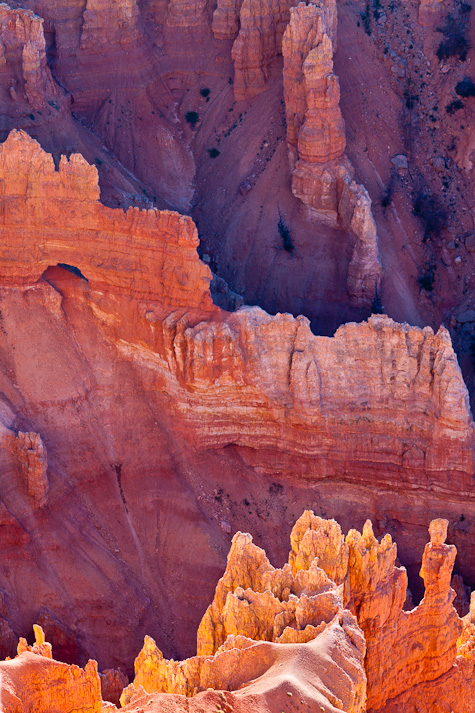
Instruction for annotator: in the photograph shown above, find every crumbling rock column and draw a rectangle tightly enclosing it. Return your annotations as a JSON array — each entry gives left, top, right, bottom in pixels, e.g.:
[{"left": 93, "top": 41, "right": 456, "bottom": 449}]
[
  {"left": 347, "top": 518, "right": 462, "bottom": 710},
  {"left": 16, "top": 431, "right": 48, "bottom": 508},
  {"left": 282, "top": 2, "right": 381, "bottom": 307},
  {"left": 0, "top": 4, "right": 63, "bottom": 111},
  {"left": 212, "top": 0, "right": 245, "bottom": 38},
  {"left": 231, "top": 0, "right": 296, "bottom": 101},
  {"left": 17, "top": 624, "right": 53, "bottom": 658},
  {"left": 80, "top": 0, "right": 140, "bottom": 49},
  {"left": 340, "top": 180, "right": 382, "bottom": 308}
]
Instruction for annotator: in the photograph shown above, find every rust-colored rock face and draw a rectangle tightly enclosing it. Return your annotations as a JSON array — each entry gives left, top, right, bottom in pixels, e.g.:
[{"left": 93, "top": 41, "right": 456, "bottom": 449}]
[
  {"left": 80, "top": 0, "right": 139, "bottom": 48},
  {"left": 346, "top": 518, "right": 462, "bottom": 710},
  {"left": 2, "top": 512, "right": 475, "bottom": 711},
  {"left": 3, "top": 0, "right": 475, "bottom": 707},
  {"left": 282, "top": 2, "right": 380, "bottom": 306},
  {"left": 0, "top": 128, "right": 474, "bottom": 680},
  {"left": 15, "top": 431, "right": 48, "bottom": 507},
  {"left": 0, "top": 627, "right": 102, "bottom": 713},
  {"left": 122, "top": 514, "right": 366, "bottom": 712},
  {"left": 118, "top": 512, "right": 474, "bottom": 712},
  {"left": 0, "top": 130, "right": 213, "bottom": 311},
  {"left": 0, "top": 3, "right": 64, "bottom": 112},
  {"left": 231, "top": 0, "right": 295, "bottom": 102}
]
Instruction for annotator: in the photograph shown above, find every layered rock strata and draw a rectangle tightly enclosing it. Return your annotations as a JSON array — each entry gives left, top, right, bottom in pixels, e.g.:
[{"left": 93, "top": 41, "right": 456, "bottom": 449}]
[
  {"left": 225, "top": 0, "right": 337, "bottom": 101},
  {"left": 231, "top": 0, "right": 296, "bottom": 102},
  {"left": 122, "top": 516, "right": 366, "bottom": 711},
  {"left": 122, "top": 512, "right": 471, "bottom": 712},
  {"left": 1, "top": 514, "right": 475, "bottom": 711},
  {"left": 0, "top": 130, "right": 213, "bottom": 311},
  {"left": 1, "top": 132, "right": 475, "bottom": 670},
  {"left": 282, "top": 3, "right": 381, "bottom": 306},
  {"left": 0, "top": 627, "right": 102, "bottom": 713},
  {"left": 0, "top": 3, "right": 65, "bottom": 112},
  {"left": 80, "top": 0, "right": 140, "bottom": 49}
]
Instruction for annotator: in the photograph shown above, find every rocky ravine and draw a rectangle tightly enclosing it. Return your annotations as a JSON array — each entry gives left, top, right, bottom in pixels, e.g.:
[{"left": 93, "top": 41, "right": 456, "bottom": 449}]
[
  {"left": 0, "top": 130, "right": 474, "bottom": 679},
  {"left": 2, "top": 512, "right": 475, "bottom": 712},
  {"left": 1, "top": 0, "right": 475, "bottom": 709}
]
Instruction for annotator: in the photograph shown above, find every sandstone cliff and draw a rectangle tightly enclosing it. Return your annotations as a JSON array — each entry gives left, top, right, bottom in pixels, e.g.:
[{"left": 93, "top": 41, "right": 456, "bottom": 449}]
[
  {"left": 231, "top": 0, "right": 295, "bottom": 101},
  {"left": 0, "top": 132, "right": 474, "bottom": 673},
  {"left": 122, "top": 512, "right": 472, "bottom": 712},
  {"left": 80, "top": 0, "right": 139, "bottom": 48},
  {"left": 122, "top": 516, "right": 366, "bottom": 712},
  {"left": 15, "top": 431, "right": 48, "bottom": 507},
  {"left": 0, "top": 130, "right": 213, "bottom": 311},
  {"left": 282, "top": 2, "right": 381, "bottom": 307},
  {"left": 0, "top": 627, "right": 102, "bottom": 713},
  {"left": 1, "top": 513, "right": 475, "bottom": 712},
  {"left": 0, "top": 3, "right": 64, "bottom": 112}
]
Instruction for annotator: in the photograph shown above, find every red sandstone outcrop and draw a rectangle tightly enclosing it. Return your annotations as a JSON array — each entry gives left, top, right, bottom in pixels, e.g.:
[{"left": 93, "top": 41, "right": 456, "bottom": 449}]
[
  {"left": 121, "top": 518, "right": 366, "bottom": 712},
  {"left": 231, "top": 0, "right": 295, "bottom": 101},
  {"left": 100, "top": 668, "right": 129, "bottom": 706},
  {"left": 15, "top": 431, "right": 48, "bottom": 507},
  {"left": 123, "top": 512, "right": 469, "bottom": 711},
  {"left": 212, "top": 0, "right": 244, "bottom": 39},
  {"left": 282, "top": 3, "right": 381, "bottom": 307},
  {"left": 0, "top": 130, "right": 213, "bottom": 311},
  {"left": 228, "top": 0, "right": 337, "bottom": 101},
  {"left": 121, "top": 615, "right": 366, "bottom": 713},
  {"left": 0, "top": 3, "right": 64, "bottom": 111},
  {"left": 347, "top": 518, "right": 462, "bottom": 709},
  {"left": 196, "top": 530, "right": 345, "bottom": 654},
  {"left": 0, "top": 132, "right": 475, "bottom": 675},
  {"left": 17, "top": 624, "right": 53, "bottom": 658},
  {"left": 1, "top": 512, "right": 475, "bottom": 711},
  {"left": 167, "top": 0, "right": 208, "bottom": 26},
  {"left": 0, "top": 627, "right": 102, "bottom": 713},
  {"left": 80, "top": 0, "right": 139, "bottom": 49}
]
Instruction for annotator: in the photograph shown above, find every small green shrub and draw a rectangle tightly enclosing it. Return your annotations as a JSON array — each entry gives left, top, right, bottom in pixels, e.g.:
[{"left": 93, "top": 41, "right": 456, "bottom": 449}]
[
  {"left": 417, "top": 265, "right": 436, "bottom": 292},
  {"left": 185, "top": 111, "right": 199, "bottom": 126},
  {"left": 413, "top": 190, "right": 447, "bottom": 240},
  {"left": 200, "top": 88, "right": 210, "bottom": 97},
  {"left": 208, "top": 148, "right": 220, "bottom": 158},
  {"left": 436, "top": 2, "right": 471, "bottom": 61},
  {"left": 361, "top": 3, "right": 372, "bottom": 34},
  {"left": 278, "top": 209, "right": 294, "bottom": 253},
  {"left": 456, "top": 77, "right": 475, "bottom": 97},
  {"left": 446, "top": 99, "right": 464, "bottom": 113}
]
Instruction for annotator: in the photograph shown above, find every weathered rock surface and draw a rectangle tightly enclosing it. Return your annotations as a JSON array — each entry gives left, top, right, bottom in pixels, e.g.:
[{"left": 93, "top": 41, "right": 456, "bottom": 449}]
[
  {"left": 418, "top": 0, "right": 444, "bottom": 26},
  {"left": 15, "top": 431, "right": 48, "bottom": 507},
  {"left": 196, "top": 530, "right": 345, "bottom": 655},
  {"left": 0, "top": 130, "right": 213, "bottom": 311},
  {"left": 123, "top": 512, "right": 471, "bottom": 712},
  {"left": 212, "top": 0, "right": 244, "bottom": 39},
  {"left": 0, "top": 2, "right": 65, "bottom": 112},
  {"left": 0, "top": 627, "right": 102, "bottom": 713},
  {"left": 80, "top": 0, "right": 139, "bottom": 49},
  {"left": 17, "top": 624, "right": 53, "bottom": 658},
  {"left": 0, "top": 132, "right": 475, "bottom": 676},
  {"left": 348, "top": 518, "right": 462, "bottom": 709},
  {"left": 282, "top": 2, "right": 381, "bottom": 307},
  {"left": 122, "top": 515, "right": 366, "bottom": 712},
  {"left": 231, "top": 0, "right": 295, "bottom": 101}
]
